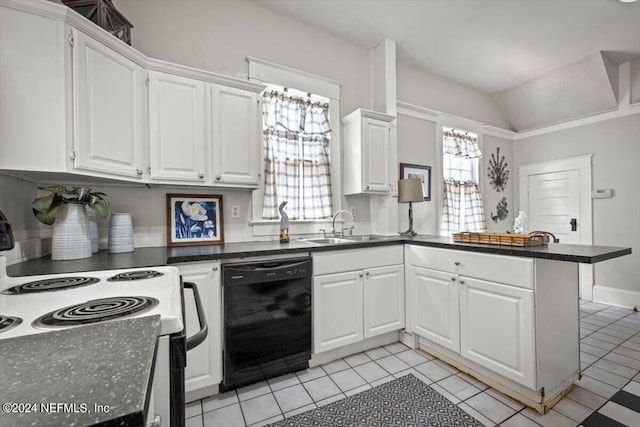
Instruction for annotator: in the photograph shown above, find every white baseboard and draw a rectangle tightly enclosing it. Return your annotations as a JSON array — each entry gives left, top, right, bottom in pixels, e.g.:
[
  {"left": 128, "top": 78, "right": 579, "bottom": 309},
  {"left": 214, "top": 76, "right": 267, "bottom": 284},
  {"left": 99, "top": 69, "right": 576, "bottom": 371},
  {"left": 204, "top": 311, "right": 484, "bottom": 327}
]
[{"left": 592, "top": 285, "right": 640, "bottom": 310}]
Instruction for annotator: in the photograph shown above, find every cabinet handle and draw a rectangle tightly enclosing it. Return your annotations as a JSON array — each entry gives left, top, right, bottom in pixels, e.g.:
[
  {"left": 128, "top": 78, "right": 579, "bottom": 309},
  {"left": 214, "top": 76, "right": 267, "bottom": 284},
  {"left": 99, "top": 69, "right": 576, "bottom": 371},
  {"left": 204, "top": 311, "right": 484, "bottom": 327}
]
[
  {"left": 451, "top": 277, "right": 456, "bottom": 281},
  {"left": 359, "top": 273, "right": 363, "bottom": 278},
  {"left": 136, "top": 169, "right": 143, "bottom": 176},
  {"left": 212, "top": 266, "right": 218, "bottom": 271},
  {"left": 365, "top": 271, "right": 370, "bottom": 276},
  {"left": 459, "top": 279, "right": 465, "bottom": 285},
  {"left": 215, "top": 175, "right": 221, "bottom": 181},
  {"left": 454, "top": 261, "right": 460, "bottom": 266},
  {"left": 198, "top": 173, "right": 204, "bottom": 179},
  {"left": 366, "top": 185, "right": 370, "bottom": 190}
]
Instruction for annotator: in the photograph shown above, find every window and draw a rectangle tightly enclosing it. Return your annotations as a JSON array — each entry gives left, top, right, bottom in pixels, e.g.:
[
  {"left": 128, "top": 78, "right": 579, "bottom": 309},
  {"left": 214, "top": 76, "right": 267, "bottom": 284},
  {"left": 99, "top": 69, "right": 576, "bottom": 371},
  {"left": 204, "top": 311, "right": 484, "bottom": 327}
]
[
  {"left": 261, "top": 87, "right": 333, "bottom": 220},
  {"left": 441, "top": 127, "right": 486, "bottom": 234}
]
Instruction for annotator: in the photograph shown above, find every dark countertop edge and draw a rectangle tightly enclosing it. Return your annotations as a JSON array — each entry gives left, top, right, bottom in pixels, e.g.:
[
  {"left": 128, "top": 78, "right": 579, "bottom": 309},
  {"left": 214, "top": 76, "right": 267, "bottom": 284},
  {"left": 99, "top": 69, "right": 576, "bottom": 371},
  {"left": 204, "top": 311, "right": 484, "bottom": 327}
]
[
  {"left": 165, "top": 239, "right": 401, "bottom": 263},
  {"left": 6, "top": 237, "right": 632, "bottom": 277},
  {"left": 405, "top": 240, "right": 633, "bottom": 264}
]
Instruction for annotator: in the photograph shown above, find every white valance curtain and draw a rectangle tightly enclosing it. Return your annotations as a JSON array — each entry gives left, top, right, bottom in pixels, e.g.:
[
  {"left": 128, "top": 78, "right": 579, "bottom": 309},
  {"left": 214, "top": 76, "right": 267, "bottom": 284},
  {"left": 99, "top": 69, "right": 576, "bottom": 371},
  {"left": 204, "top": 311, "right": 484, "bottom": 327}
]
[
  {"left": 443, "top": 128, "right": 483, "bottom": 158},
  {"left": 262, "top": 90, "right": 333, "bottom": 220},
  {"left": 441, "top": 129, "right": 486, "bottom": 234}
]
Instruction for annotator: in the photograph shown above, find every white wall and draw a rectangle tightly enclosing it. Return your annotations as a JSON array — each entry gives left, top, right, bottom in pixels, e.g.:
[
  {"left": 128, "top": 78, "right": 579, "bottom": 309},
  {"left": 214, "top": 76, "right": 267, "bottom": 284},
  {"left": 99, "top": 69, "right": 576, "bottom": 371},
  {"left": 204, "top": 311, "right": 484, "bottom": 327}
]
[
  {"left": 0, "top": 174, "right": 39, "bottom": 239},
  {"left": 483, "top": 135, "right": 515, "bottom": 232},
  {"left": 513, "top": 114, "right": 640, "bottom": 297},
  {"left": 397, "top": 61, "right": 511, "bottom": 130},
  {"left": 397, "top": 114, "right": 438, "bottom": 235}
]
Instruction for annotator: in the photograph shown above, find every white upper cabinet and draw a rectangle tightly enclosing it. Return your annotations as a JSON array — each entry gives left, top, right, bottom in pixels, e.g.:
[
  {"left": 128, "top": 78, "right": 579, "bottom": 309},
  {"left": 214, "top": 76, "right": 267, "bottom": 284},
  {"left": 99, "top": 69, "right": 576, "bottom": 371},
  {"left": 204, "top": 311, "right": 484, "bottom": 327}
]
[
  {"left": 72, "top": 29, "right": 146, "bottom": 179},
  {"left": 0, "top": 0, "right": 265, "bottom": 186},
  {"left": 342, "top": 109, "right": 395, "bottom": 195},
  {"left": 211, "top": 85, "right": 261, "bottom": 187},
  {"left": 148, "top": 71, "right": 207, "bottom": 183},
  {"left": 0, "top": 3, "right": 70, "bottom": 173}
]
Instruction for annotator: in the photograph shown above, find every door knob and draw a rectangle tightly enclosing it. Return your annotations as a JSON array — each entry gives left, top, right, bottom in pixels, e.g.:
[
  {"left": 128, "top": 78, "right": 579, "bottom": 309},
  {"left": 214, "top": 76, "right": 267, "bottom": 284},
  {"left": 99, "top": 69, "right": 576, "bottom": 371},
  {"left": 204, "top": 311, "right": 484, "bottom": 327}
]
[{"left": 570, "top": 218, "right": 577, "bottom": 231}]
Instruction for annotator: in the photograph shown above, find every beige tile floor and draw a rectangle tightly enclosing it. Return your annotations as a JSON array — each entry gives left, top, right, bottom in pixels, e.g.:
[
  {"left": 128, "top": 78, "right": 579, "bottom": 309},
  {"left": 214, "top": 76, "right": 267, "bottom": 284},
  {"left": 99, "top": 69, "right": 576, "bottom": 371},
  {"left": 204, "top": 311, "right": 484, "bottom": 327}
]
[{"left": 185, "top": 301, "right": 640, "bottom": 427}]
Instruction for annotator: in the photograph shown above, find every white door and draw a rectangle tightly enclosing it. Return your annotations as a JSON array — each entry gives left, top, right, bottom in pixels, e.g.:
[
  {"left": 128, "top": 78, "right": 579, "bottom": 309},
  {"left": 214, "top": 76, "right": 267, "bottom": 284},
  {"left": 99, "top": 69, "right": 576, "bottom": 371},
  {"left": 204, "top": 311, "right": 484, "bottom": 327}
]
[
  {"left": 363, "top": 118, "right": 390, "bottom": 193},
  {"left": 527, "top": 170, "right": 580, "bottom": 244},
  {"left": 211, "top": 85, "right": 261, "bottom": 187},
  {"left": 148, "top": 71, "right": 206, "bottom": 182},
  {"left": 459, "top": 276, "right": 535, "bottom": 388},
  {"left": 313, "top": 271, "right": 363, "bottom": 353},
  {"left": 410, "top": 266, "right": 460, "bottom": 352},
  {"left": 363, "top": 264, "right": 404, "bottom": 338},
  {"left": 73, "top": 30, "right": 145, "bottom": 179},
  {"left": 179, "top": 262, "right": 221, "bottom": 402}
]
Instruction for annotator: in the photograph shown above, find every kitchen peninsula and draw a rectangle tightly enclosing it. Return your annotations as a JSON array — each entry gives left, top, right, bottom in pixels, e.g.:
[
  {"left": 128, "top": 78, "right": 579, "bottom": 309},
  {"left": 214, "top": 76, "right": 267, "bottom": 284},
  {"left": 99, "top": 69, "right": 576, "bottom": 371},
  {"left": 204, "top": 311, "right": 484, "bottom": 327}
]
[{"left": 4, "top": 236, "right": 631, "bottom": 413}]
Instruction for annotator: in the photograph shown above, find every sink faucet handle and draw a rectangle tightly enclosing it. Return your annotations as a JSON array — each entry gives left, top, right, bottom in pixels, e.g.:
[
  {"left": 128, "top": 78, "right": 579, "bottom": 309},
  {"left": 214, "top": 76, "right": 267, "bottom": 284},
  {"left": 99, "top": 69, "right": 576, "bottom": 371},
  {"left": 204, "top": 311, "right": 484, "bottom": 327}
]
[
  {"left": 318, "top": 228, "right": 327, "bottom": 238},
  {"left": 341, "top": 225, "right": 355, "bottom": 236}
]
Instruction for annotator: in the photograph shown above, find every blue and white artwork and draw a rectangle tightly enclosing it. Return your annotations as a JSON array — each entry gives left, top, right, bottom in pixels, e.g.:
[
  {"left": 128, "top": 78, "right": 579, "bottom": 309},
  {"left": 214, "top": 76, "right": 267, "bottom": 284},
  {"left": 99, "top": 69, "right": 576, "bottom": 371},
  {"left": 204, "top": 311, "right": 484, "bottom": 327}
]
[{"left": 167, "top": 195, "right": 223, "bottom": 246}]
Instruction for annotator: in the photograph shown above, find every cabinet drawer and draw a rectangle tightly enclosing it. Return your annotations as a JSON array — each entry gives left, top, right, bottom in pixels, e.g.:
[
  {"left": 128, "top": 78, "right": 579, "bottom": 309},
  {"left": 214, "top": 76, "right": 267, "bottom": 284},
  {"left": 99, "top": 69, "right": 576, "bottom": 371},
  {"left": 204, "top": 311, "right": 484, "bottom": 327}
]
[
  {"left": 407, "top": 245, "right": 533, "bottom": 289},
  {"left": 313, "top": 246, "right": 403, "bottom": 276}
]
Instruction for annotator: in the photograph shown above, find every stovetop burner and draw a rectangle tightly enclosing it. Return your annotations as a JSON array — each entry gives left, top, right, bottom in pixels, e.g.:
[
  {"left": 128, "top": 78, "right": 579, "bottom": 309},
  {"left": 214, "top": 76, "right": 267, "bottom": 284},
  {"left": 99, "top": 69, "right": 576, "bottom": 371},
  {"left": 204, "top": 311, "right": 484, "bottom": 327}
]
[
  {"left": 32, "top": 296, "right": 159, "bottom": 328},
  {"left": 1, "top": 277, "right": 100, "bottom": 295},
  {"left": 107, "top": 270, "right": 164, "bottom": 282},
  {"left": 0, "top": 315, "right": 22, "bottom": 334}
]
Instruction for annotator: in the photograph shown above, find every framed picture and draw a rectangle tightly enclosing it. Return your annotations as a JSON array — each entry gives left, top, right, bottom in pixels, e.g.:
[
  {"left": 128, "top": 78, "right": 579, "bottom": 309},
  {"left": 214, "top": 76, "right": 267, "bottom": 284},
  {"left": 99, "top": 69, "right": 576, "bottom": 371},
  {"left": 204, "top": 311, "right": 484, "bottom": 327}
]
[
  {"left": 400, "top": 163, "right": 431, "bottom": 201},
  {"left": 166, "top": 194, "right": 224, "bottom": 247}
]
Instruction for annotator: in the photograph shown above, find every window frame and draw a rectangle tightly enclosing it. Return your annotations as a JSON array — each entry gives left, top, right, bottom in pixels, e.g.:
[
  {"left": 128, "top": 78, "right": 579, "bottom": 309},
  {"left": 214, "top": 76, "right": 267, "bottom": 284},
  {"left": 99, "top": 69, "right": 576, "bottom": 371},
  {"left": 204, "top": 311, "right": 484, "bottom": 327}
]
[
  {"left": 436, "top": 122, "right": 485, "bottom": 236},
  {"left": 247, "top": 57, "right": 343, "bottom": 237}
]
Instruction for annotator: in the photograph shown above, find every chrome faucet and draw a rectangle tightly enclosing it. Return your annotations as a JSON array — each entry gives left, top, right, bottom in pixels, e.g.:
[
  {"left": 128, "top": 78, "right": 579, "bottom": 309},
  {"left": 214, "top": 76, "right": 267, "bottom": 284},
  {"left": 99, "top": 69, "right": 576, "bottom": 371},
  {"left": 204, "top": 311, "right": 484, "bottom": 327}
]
[{"left": 331, "top": 210, "right": 354, "bottom": 236}]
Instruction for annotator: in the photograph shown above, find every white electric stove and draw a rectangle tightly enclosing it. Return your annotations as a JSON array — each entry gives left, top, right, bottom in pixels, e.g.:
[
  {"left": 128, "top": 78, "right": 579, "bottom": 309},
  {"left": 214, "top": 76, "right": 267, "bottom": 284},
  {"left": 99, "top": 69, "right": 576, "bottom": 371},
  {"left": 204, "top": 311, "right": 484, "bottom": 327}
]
[{"left": 0, "top": 252, "right": 199, "bottom": 427}]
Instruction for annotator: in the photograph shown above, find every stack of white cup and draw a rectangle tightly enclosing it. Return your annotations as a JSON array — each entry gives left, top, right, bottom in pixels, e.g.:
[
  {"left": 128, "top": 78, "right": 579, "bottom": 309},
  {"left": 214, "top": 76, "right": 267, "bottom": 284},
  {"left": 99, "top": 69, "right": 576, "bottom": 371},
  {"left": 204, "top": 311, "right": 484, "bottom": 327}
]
[{"left": 108, "top": 213, "right": 134, "bottom": 253}]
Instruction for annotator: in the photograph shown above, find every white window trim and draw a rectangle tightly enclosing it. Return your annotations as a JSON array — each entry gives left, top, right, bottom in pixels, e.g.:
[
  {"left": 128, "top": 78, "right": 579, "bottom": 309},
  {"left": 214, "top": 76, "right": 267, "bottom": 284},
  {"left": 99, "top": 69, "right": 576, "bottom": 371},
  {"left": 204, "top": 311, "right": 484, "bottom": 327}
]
[{"left": 246, "top": 57, "right": 343, "bottom": 237}]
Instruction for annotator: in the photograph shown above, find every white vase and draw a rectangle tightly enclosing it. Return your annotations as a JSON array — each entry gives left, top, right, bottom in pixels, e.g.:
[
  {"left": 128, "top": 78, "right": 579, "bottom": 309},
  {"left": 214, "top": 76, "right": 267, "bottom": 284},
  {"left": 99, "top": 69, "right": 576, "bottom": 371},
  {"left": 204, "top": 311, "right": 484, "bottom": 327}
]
[
  {"left": 108, "top": 213, "right": 134, "bottom": 253},
  {"left": 51, "top": 204, "right": 92, "bottom": 261},
  {"left": 86, "top": 208, "right": 99, "bottom": 253}
]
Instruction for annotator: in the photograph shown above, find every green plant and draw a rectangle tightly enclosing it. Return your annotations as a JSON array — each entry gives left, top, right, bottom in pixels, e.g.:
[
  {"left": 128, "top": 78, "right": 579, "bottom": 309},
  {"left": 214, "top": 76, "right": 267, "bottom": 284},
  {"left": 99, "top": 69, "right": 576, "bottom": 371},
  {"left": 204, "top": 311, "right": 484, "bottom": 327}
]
[{"left": 32, "top": 185, "right": 109, "bottom": 225}]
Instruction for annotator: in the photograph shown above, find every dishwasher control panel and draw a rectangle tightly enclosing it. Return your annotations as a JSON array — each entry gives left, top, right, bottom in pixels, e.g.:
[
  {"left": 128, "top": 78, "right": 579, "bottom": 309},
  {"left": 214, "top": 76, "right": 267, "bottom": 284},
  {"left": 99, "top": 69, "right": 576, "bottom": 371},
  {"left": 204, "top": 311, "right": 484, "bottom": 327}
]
[{"left": 223, "top": 257, "right": 311, "bottom": 285}]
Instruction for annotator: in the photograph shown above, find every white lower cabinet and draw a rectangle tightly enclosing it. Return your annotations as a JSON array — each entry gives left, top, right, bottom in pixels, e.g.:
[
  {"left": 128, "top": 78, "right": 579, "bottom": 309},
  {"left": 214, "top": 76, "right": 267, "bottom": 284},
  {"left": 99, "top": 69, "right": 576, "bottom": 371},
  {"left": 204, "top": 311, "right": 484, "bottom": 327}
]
[
  {"left": 364, "top": 265, "right": 405, "bottom": 338},
  {"left": 459, "top": 277, "right": 535, "bottom": 388},
  {"left": 312, "top": 247, "right": 404, "bottom": 354},
  {"left": 406, "top": 244, "right": 580, "bottom": 412},
  {"left": 177, "top": 261, "right": 222, "bottom": 402},
  {"left": 408, "top": 266, "right": 460, "bottom": 352},
  {"left": 313, "top": 271, "right": 364, "bottom": 352}
]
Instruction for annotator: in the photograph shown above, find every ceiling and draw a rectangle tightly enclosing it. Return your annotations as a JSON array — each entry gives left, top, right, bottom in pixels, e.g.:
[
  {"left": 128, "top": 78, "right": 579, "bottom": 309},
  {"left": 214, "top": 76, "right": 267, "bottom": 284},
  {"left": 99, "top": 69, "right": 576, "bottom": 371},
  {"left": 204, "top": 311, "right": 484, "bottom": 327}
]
[{"left": 251, "top": 0, "right": 640, "bottom": 94}]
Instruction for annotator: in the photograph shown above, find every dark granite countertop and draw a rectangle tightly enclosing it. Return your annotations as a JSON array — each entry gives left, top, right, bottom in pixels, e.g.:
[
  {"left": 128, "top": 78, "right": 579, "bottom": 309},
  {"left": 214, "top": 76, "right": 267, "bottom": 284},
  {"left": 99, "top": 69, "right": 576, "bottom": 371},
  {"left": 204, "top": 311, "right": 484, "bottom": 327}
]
[
  {"left": 6, "top": 235, "right": 631, "bottom": 277},
  {"left": 0, "top": 315, "right": 160, "bottom": 427}
]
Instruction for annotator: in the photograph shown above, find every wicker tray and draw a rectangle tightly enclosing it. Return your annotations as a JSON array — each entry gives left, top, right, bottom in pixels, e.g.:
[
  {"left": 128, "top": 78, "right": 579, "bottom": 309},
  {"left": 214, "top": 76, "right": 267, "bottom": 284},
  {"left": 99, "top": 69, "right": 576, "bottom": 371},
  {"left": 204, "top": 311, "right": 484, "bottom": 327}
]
[{"left": 452, "top": 232, "right": 549, "bottom": 247}]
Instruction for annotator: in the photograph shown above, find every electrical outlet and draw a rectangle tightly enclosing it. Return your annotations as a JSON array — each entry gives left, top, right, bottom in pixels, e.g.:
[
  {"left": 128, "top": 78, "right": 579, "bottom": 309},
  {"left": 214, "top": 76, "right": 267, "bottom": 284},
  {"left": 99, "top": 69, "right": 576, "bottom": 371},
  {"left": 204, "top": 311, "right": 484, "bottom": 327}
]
[
  {"left": 231, "top": 205, "right": 240, "bottom": 218},
  {"left": 349, "top": 206, "right": 356, "bottom": 218}
]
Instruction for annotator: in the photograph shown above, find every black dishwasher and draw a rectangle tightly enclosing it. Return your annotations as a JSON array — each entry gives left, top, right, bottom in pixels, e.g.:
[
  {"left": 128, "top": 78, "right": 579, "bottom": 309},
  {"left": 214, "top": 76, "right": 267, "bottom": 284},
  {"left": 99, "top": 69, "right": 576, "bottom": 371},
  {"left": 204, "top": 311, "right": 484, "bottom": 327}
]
[{"left": 221, "top": 257, "right": 312, "bottom": 391}]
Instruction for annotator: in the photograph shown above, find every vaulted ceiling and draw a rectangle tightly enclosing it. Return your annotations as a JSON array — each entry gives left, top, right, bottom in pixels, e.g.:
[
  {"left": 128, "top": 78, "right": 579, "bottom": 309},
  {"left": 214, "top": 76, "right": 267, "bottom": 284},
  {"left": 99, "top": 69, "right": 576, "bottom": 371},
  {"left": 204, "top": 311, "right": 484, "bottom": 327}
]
[{"left": 251, "top": 0, "right": 640, "bottom": 94}]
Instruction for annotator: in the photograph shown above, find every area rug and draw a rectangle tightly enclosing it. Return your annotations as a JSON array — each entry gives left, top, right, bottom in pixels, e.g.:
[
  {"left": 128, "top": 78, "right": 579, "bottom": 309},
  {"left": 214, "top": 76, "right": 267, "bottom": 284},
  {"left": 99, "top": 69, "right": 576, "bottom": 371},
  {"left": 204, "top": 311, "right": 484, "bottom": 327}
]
[{"left": 268, "top": 373, "right": 484, "bottom": 426}]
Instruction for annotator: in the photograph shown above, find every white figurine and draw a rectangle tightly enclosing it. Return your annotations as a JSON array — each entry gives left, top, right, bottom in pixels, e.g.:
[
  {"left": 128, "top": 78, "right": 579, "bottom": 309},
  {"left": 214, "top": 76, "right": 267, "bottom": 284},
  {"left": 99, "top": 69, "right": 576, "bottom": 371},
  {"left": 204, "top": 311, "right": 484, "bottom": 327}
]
[{"left": 512, "top": 210, "right": 527, "bottom": 234}]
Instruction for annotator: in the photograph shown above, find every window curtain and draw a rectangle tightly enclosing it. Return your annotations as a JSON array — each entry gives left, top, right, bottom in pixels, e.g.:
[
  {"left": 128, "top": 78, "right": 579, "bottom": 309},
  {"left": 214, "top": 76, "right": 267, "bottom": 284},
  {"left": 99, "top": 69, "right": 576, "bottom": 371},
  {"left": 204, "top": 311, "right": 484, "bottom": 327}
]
[
  {"left": 441, "top": 128, "right": 486, "bottom": 234},
  {"left": 462, "top": 182, "right": 486, "bottom": 232},
  {"left": 262, "top": 90, "right": 332, "bottom": 220},
  {"left": 441, "top": 179, "right": 461, "bottom": 235},
  {"left": 443, "top": 128, "right": 482, "bottom": 159}
]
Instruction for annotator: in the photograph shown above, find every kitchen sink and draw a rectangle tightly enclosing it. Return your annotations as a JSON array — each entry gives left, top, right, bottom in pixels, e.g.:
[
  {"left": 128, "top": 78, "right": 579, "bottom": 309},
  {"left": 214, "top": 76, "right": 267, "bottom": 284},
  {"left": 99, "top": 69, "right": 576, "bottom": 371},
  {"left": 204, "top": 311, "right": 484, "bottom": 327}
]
[
  {"left": 303, "top": 237, "right": 353, "bottom": 245},
  {"left": 342, "top": 235, "right": 387, "bottom": 242},
  {"left": 302, "top": 235, "right": 388, "bottom": 245}
]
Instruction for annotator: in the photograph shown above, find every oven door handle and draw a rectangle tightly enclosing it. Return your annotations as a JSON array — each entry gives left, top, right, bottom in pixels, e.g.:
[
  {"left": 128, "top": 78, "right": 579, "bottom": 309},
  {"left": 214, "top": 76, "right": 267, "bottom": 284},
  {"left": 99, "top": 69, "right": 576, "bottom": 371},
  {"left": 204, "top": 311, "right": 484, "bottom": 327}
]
[{"left": 184, "top": 281, "right": 208, "bottom": 351}]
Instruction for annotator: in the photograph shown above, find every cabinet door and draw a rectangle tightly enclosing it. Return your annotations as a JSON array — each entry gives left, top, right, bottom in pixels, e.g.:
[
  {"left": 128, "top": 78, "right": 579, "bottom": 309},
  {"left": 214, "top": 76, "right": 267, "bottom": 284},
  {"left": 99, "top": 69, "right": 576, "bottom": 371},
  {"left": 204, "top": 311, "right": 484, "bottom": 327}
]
[
  {"left": 313, "top": 271, "right": 363, "bottom": 353},
  {"left": 211, "top": 85, "right": 261, "bottom": 186},
  {"left": 364, "top": 264, "right": 404, "bottom": 338},
  {"left": 178, "top": 262, "right": 221, "bottom": 402},
  {"left": 410, "top": 266, "right": 460, "bottom": 352},
  {"left": 460, "top": 277, "right": 535, "bottom": 388},
  {"left": 148, "top": 71, "right": 206, "bottom": 182},
  {"left": 73, "top": 30, "right": 145, "bottom": 179},
  {"left": 362, "top": 118, "right": 390, "bottom": 193}
]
